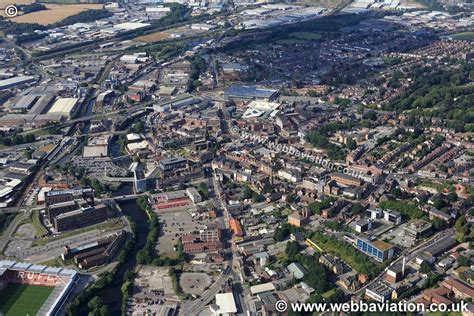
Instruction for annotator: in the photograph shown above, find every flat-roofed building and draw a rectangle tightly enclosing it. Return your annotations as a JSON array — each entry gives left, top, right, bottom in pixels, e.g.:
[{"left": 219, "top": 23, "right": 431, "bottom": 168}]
[
  {"left": 356, "top": 237, "right": 394, "bottom": 262},
  {"left": 45, "top": 188, "right": 94, "bottom": 206},
  {"left": 53, "top": 204, "right": 110, "bottom": 232},
  {"left": 355, "top": 219, "right": 372, "bottom": 233},
  {"left": 96, "top": 90, "right": 114, "bottom": 107},
  {"left": 48, "top": 98, "right": 78, "bottom": 116},
  {"left": 83, "top": 145, "right": 108, "bottom": 158},
  {"left": 153, "top": 94, "right": 198, "bottom": 112},
  {"left": 224, "top": 85, "right": 279, "bottom": 101},
  {"left": 385, "top": 263, "right": 406, "bottom": 283},
  {"left": 425, "top": 236, "right": 457, "bottom": 257},
  {"left": 159, "top": 157, "right": 188, "bottom": 172},
  {"left": 384, "top": 209, "right": 402, "bottom": 225},
  {"left": 211, "top": 292, "right": 237, "bottom": 316},
  {"left": 229, "top": 218, "right": 244, "bottom": 237},
  {"left": 9, "top": 162, "right": 35, "bottom": 174},
  {"left": 404, "top": 219, "right": 432, "bottom": 240},
  {"left": 365, "top": 282, "right": 393, "bottom": 303},
  {"left": 250, "top": 282, "right": 276, "bottom": 295},
  {"left": 11, "top": 95, "right": 38, "bottom": 112},
  {"left": 0, "top": 76, "right": 35, "bottom": 90},
  {"left": 330, "top": 172, "right": 363, "bottom": 187},
  {"left": 288, "top": 211, "right": 309, "bottom": 227},
  {"left": 186, "top": 187, "right": 202, "bottom": 203}
]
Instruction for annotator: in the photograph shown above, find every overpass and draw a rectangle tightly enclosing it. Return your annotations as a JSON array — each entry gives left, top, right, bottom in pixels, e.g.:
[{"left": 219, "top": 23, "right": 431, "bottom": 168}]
[
  {"left": 102, "top": 175, "right": 134, "bottom": 183},
  {"left": 100, "top": 194, "right": 145, "bottom": 202}
]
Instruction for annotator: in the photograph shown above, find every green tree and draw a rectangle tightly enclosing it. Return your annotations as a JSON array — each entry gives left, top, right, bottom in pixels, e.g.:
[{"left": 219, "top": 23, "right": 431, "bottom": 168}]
[
  {"left": 458, "top": 256, "right": 470, "bottom": 267},
  {"left": 87, "top": 296, "right": 103, "bottom": 311},
  {"left": 346, "top": 138, "right": 357, "bottom": 150},
  {"left": 285, "top": 241, "right": 300, "bottom": 258},
  {"left": 419, "top": 261, "right": 432, "bottom": 274},
  {"left": 274, "top": 224, "right": 290, "bottom": 242},
  {"left": 447, "top": 192, "right": 458, "bottom": 203}
]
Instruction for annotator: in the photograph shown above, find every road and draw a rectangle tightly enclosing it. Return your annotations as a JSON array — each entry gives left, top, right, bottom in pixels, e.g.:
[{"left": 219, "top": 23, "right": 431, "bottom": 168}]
[
  {"left": 0, "top": 212, "right": 28, "bottom": 257},
  {"left": 0, "top": 137, "right": 60, "bottom": 153},
  {"left": 211, "top": 170, "right": 249, "bottom": 314},
  {"left": 355, "top": 228, "right": 455, "bottom": 295},
  {"left": 181, "top": 266, "right": 232, "bottom": 315},
  {"left": 178, "top": 171, "right": 249, "bottom": 315}
]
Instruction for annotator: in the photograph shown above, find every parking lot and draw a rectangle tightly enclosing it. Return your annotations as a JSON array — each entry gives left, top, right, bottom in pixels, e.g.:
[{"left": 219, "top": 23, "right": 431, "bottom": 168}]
[
  {"left": 382, "top": 223, "right": 415, "bottom": 249},
  {"left": 157, "top": 210, "right": 216, "bottom": 255},
  {"left": 133, "top": 266, "right": 178, "bottom": 301},
  {"left": 179, "top": 272, "right": 212, "bottom": 296}
]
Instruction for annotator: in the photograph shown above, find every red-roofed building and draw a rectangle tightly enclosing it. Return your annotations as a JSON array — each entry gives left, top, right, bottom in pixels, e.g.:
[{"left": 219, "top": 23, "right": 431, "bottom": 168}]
[
  {"left": 182, "top": 226, "right": 223, "bottom": 253},
  {"left": 229, "top": 218, "right": 244, "bottom": 237}
]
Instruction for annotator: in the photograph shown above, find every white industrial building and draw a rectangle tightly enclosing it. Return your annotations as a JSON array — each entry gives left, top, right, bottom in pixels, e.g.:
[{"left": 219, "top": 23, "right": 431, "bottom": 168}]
[
  {"left": 210, "top": 292, "right": 238, "bottom": 315},
  {"left": 48, "top": 98, "right": 78, "bottom": 116}
]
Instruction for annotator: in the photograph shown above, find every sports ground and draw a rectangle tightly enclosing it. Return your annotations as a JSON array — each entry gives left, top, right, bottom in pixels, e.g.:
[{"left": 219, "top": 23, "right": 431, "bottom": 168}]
[{"left": 0, "top": 283, "right": 54, "bottom": 316}]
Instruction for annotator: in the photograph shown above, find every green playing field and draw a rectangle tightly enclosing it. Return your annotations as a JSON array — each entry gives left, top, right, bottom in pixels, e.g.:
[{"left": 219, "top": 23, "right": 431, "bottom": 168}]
[{"left": 0, "top": 283, "right": 54, "bottom": 316}]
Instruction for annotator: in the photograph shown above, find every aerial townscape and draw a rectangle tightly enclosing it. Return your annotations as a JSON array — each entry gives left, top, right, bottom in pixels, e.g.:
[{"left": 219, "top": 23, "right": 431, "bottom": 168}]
[{"left": 0, "top": 0, "right": 473, "bottom": 314}]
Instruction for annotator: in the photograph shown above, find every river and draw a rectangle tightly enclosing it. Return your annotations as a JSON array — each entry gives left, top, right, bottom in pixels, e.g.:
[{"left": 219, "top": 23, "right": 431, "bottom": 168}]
[{"left": 96, "top": 183, "right": 149, "bottom": 313}]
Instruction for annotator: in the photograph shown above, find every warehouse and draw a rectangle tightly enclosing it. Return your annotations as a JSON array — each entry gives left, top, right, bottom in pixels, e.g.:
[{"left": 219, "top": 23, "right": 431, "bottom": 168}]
[
  {"left": 48, "top": 98, "right": 78, "bottom": 116},
  {"left": 29, "top": 95, "right": 55, "bottom": 114},
  {"left": 11, "top": 95, "right": 38, "bottom": 112},
  {"left": 114, "top": 22, "right": 151, "bottom": 31},
  {"left": 83, "top": 145, "right": 108, "bottom": 158},
  {"left": 0, "top": 76, "right": 35, "bottom": 90}
]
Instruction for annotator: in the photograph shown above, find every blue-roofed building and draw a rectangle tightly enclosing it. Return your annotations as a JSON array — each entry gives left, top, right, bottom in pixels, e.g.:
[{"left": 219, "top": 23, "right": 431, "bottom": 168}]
[
  {"left": 224, "top": 85, "right": 279, "bottom": 101},
  {"left": 356, "top": 237, "right": 394, "bottom": 262}
]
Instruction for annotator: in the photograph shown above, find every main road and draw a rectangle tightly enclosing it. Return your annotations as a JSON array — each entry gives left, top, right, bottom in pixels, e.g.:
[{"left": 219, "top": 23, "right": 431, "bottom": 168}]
[{"left": 355, "top": 228, "right": 455, "bottom": 295}]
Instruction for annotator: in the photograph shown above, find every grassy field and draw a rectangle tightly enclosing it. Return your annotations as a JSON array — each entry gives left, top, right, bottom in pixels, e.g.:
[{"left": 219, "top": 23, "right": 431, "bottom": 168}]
[
  {"left": 322, "top": 288, "right": 336, "bottom": 299},
  {"left": 136, "top": 25, "right": 206, "bottom": 43},
  {"left": 136, "top": 31, "right": 171, "bottom": 43},
  {"left": 31, "top": 210, "right": 49, "bottom": 237},
  {"left": 450, "top": 32, "right": 474, "bottom": 41},
  {"left": 0, "top": 283, "right": 54, "bottom": 316},
  {"left": 39, "top": 257, "right": 64, "bottom": 267},
  {"left": 8, "top": 4, "right": 103, "bottom": 25}
]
